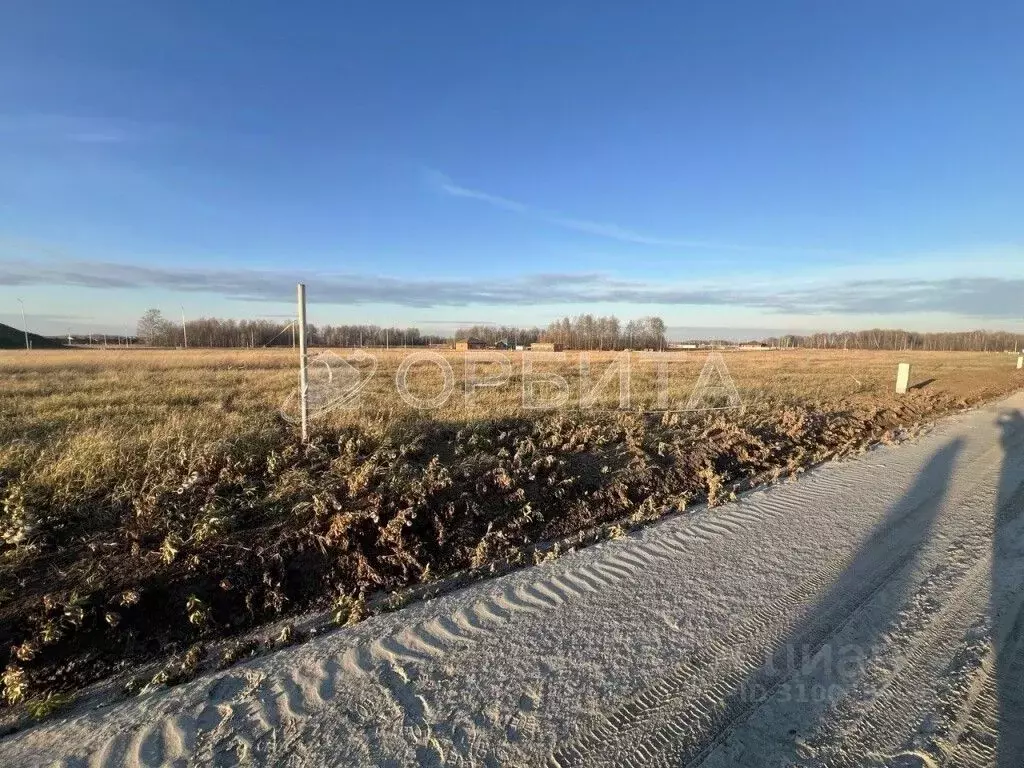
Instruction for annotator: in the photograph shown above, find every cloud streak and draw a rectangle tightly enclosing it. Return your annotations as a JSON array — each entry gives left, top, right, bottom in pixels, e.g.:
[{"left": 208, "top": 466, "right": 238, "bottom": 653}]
[
  {"left": 428, "top": 171, "right": 853, "bottom": 254},
  {"left": 2, "top": 258, "right": 1022, "bottom": 320},
  {"left": 430, "top": 171, "right": 725, "bottom": 248},
  {"left": 432, "top": 174, "right": 528, "bottom": 214},
  {"left": 0, "top": 113, "right": 163, "bottom": 146}
]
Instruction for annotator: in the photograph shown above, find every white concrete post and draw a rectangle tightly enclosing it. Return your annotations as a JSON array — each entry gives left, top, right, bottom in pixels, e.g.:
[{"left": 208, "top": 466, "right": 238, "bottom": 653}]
[
  {"left": 1017, "top": 355, "right": 1023, "bottom": 370},
  {"left": 895, "top": 362, "right": 911, "bottom": 394}
]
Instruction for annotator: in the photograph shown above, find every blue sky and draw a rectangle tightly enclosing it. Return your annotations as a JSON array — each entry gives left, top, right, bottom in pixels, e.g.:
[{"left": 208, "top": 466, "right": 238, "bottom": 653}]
[{"left": 1, "top": 1, "right": 1022, "bottom": 337}]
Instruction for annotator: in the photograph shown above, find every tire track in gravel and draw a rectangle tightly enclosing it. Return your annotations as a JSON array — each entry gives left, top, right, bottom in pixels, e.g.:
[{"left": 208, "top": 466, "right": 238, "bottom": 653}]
[
  {"left": 727, "top": 446, "right": 1024, "bottom": 767},
  {"left": 550, "top": 436, "right": 1002, "bottom": 768},
  {"left": 791, "top": 550, "right": 992, "bottom": 767},
  {"left": 945, "top": 594, "right": 1024, "bottom": 767},
  {"left": 347, "top": 511, "right": 770, "bottom": 677},
  {"left": 551, "top": 410, "right": 1024, "bottom": 768},
  {"left": 941, "top": 414, "right": 1024, "bottom": 768},
  {"left": 801, "top": 462, "right": 1024, "bottom": 768}
]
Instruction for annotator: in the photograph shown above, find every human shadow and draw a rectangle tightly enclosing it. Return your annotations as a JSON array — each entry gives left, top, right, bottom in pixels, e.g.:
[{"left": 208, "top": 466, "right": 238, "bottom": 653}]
[
  {"left": 990, "top": 407, "right": 1024, "bottom": 766},
  {"left": 741, "top": 438, "right": 965, "bottom": 752},
  {"left": 552, "top": 439, "right": 971, "bottom": 767},
  {"left": 675, "top": 439, "right": 966, "bottom": 764}
]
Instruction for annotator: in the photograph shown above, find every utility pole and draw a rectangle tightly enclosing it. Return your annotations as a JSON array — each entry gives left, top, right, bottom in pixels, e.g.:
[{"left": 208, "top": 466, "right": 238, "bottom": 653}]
[
  {"left": 17, "top": 298, "right": 29, "bottom": 350},
  {"left": 297, "top": 283, "right": 310, "bottom": 443},
  {"left": 180, "top": 306, "right": 188, "bottom": 349}
]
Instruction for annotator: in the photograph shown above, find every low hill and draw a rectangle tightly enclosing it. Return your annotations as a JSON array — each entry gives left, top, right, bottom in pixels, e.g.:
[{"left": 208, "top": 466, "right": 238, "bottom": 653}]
[{"left": 0, "top": 322, "right": 65, "bottom": 349}]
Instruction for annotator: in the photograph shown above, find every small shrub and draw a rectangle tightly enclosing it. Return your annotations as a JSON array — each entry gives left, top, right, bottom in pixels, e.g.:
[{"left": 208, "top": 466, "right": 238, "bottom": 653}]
[
  {"left": 26, "top": 692, "right": 75, "bottom": 720},
  {"left": 332, "top": 594, "right": 367, "bottom": 626},
  {"left": 2, "top": 665, "right": 29, "bottom": 705}
]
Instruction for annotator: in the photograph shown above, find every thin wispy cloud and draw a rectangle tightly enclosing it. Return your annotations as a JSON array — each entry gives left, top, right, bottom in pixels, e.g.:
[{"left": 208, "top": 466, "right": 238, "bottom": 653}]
[
  {"left": 428, "top": 171, "right": 847, "bottom": 254},
  {"left": 431, "top": 173, "right": 527, "bottom": 214},
  {"left": 0, "top": 312, "right": 88, "bottom": 323},
  {"left": 2, "top": 258, "right": 1023, "bottom": 320},
  {"left": 67, "top": 130, "right": 131, "bottom": 145},
  {"left": 429, "top": 170, "right": 715, "bottom": 247},
  {"left": 0, "top": 113, "right": 159, "bottom": 146}
]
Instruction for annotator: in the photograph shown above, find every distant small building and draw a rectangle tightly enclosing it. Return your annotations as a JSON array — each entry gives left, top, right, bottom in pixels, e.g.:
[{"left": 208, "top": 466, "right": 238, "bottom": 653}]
[
  {"left": 454, "top": 337, "right": 487, "bottom": 351},
  {"left": 529, "top": 342, "right": 563, "bottom": 352}
]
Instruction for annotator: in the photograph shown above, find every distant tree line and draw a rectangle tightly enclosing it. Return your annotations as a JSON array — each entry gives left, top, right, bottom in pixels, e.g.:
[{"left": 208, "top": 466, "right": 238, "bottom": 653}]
[
  {"left": 65, "top": 334, "right": 134, "bottom": 346},
  {"left": 316, "top": 324, "right": 446, "bottom": 347},
  {"left": 452, "top": 324, "right": 543, "bottom": 347},
  {"left": 455, "top": 315, "right": 668, "bottom": 350},
  {"left": 541, "top": 315, "right": 667, "bottom": 350},
  {"left": 134, "top": 310, "right": 1020, "bottom": 353},
  {"left": 136, "top": 310, "right": 670, "bottom": 350},
  {"left": 763, "top": 329, "right": 1024, "bottom": 352},
  {"left": 136, "top": 310, "right": 447, "bottom": 348}
]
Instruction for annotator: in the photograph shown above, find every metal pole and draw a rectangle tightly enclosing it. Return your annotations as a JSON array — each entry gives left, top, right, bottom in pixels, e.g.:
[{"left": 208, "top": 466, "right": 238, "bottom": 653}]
[
  {"left": 17, "top": 298, "right": 29, "bottom": 350},
  {"left": 297, "top": 283, "right": 310, "bottom": 443},
  {"left": 180, "top": 306, "right": 188, "bottom": 349}
]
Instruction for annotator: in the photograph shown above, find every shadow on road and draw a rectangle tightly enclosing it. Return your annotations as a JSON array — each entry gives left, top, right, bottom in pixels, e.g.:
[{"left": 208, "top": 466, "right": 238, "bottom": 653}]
[
  {"left": 991, "top": 408, "right": 1024, "bottom": 766},
  {"left": 762, "top": 438, "right": 964, "bottom": 752},
  {"left": 564, "top": 410, "right": 1024, "bottom": 766},
  {"left": 684, "top": 439, "right": 967, "bottom": 765}
]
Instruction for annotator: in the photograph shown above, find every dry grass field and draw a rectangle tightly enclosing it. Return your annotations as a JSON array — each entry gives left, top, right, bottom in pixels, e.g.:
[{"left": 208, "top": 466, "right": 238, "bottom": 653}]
[{"left": 1, "top": 347, "right": 1022, "bottom": 718}]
